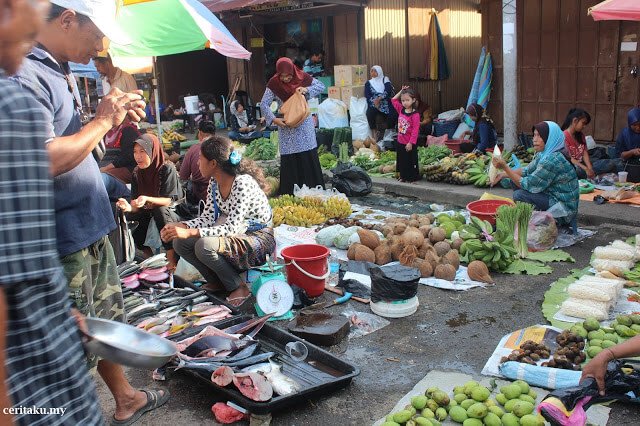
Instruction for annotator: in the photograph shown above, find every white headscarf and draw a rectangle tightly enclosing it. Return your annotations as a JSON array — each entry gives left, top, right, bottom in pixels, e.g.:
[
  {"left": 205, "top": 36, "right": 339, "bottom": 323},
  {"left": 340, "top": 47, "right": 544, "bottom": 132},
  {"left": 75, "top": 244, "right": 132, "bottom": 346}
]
[
  {"left": 230, "top": 100, "right": 249, "bottom": 128},
  {"left": 369, "top": 65, "right": 391, "bottom": 94}
]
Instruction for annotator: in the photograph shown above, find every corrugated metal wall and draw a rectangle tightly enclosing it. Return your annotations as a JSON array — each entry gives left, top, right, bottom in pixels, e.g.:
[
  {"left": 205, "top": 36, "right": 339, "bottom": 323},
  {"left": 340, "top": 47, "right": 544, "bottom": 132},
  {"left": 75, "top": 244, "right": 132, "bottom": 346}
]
[{"left": 364, "top": 0, "right": 482, "bottom": 113}]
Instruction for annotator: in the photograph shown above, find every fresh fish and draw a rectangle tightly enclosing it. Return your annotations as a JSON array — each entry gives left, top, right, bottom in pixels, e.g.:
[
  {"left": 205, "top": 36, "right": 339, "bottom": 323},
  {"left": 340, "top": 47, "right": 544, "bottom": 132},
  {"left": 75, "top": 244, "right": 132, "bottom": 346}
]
[
  {"left": 224, "top": 352, "right": 275, "bottom": 368},
  {"left": 167, "top": 323, "right": 189, "bottom": 335},
  {"left": 171, "top": 315, "right": 188, "bottom": 327},
  {"left": 223, "top": 314, "right": 273, "bottom": 335},
  {"left": 136, "top": 317, "right": 166, "bottom": 330},
  {"left": 241, "top": 362, "right": 272, "bottom": 374},
  {"left": 128, "top": 303, "right": 159, "bottom": 318},
  {"left": 190, "top": 295, "right": 209, "bottom": 304},
  {"left": 148, "top": 323, "right": 171, "bottom": 334},
  {"left": 262, "top": 361, "right": 301, "bottom": 396},
  {"left": 193, "top": 312, "right": 232, "bottom": 326},
  {"left": 174, "top": 352, "right": 275, "bottom": 372},
  {"left": 181, "top": 290, "right": 206, "bottom": 300},
  {"left": 184, "top": 306, "right": 228, "bottom": 318},
  {"left": 158, "top": 305, "right": 184, "bottom": 316},
  {"left": 182, "top": 336, "right": 249, "bottom": 357},
  {"left": 175, "top": 326, "right": 240, "bottom": 352}
]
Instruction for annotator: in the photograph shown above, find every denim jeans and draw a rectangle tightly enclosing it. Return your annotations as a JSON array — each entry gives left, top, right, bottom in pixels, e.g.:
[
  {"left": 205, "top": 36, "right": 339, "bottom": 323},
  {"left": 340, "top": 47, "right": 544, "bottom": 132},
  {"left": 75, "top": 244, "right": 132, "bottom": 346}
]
[
  {"left": 513, "top": 189, "right": 550, "bottom": 211},
  {"left": 101, "top": 173, "right": 131, "bottom": 201},
  {"left": 575, "top": 159, "right": 617, "bottom": 179}
]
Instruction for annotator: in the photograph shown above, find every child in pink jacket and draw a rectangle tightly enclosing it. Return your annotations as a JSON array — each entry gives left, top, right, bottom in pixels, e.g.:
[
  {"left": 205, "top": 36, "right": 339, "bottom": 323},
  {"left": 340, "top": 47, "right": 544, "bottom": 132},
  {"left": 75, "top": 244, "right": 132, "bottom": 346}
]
[{"left": 391, "top": 86, "right": 421, "bottom": 182}]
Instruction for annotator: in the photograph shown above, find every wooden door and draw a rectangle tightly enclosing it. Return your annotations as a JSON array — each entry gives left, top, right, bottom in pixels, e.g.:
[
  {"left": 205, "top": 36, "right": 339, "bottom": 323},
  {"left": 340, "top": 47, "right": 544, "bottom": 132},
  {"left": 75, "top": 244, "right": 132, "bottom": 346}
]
[{"left": 614, "top": 21, "right": 640, "bottom": 137}]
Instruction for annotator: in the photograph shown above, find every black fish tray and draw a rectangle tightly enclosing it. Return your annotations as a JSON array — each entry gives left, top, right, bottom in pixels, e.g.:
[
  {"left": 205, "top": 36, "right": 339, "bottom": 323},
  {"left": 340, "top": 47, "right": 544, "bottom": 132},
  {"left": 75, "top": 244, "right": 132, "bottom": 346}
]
[
  {"left": 173, "top": 274, "right": 239, "bottom": 314},
  {"left": 177, "top": 315, "right": 360, "bottom": 414}
]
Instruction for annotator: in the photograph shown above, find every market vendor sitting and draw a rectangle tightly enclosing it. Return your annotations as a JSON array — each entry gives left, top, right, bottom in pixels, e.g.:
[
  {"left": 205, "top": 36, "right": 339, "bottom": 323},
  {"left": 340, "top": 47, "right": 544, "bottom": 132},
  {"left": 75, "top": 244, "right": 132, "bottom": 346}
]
[
  {"left": 116, "top": 134, "right": 181, "bottom": 270},
  {"left": 491, "top": 121, "right": 579, "bottom": 228},
  {"left": 460, "top": 103, "right": 497, "bottom": 154},
  {"left": 228, "top": 100, "right": 266, "bottom": 143},
  {"left": 161, "top": 136, "right": 275, "bottom": 307},
  {"left": 615, "top": 106, "right": 640, "bottom": 182}
]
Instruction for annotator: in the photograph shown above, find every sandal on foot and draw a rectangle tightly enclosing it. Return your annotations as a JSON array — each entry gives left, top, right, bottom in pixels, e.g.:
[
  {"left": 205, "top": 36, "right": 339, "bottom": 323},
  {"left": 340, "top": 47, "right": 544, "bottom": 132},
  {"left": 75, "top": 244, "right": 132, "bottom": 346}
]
[
  {"left": 226, "top": 295, "right": 251, "bottom": 308},
  {"left": 111, "top": 389, "right": 170, "bottom": 426},
  {"left": 201, "top": 282, "right": 225, "bottom": 293}
]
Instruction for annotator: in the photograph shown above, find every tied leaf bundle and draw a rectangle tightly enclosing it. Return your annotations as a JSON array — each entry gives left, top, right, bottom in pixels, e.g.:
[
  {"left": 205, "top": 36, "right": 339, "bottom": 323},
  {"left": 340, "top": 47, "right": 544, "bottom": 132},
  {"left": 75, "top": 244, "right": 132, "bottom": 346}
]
[
  {"left": 338, "top": 142, "right": 350, "bottom": 163},
  {"left": 496, "top": 202, "right": 533, "bottom": 258},
  {"left": 515, "top": 202, "right": 533, "bottom": 258}
]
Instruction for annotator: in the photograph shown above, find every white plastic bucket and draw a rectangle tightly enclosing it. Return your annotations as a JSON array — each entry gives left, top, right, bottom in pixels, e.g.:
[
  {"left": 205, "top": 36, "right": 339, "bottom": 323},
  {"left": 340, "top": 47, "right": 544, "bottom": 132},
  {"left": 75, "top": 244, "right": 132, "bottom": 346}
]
[{"left": 184, "top": 95, "right": 199, "bottom": 115}]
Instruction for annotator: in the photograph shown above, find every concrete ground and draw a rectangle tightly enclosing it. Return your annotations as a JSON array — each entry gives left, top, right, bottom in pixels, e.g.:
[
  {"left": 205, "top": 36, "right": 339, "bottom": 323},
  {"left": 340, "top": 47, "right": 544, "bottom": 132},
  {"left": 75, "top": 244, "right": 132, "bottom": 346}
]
[{"left": 94, "top": 178, "right": 640, "bottom": 425}]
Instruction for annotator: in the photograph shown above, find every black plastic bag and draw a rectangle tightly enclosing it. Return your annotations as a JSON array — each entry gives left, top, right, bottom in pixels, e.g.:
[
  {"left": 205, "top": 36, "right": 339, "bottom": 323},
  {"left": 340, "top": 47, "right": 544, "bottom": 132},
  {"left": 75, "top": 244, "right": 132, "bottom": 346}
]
[
  {"left": 540, "top": 361, "right": 640, "bottom": 425},
  {"left": 337, "top": 261, "right": 373, "bottom": 299},
  {"left": 109, "top": 209, "right": 135, "bottom": 265},
  {"left": 331, "top": 162, "right": 372, "bottom": 197},
  {"left": 370, "top": 263, "right": 420, "bottom": 303}
]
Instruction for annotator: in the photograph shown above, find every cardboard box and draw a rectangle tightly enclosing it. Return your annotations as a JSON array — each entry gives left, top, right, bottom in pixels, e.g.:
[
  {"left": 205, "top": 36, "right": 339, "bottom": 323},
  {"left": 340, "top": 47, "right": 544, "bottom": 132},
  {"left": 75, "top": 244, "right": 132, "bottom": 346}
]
[
  {"left": 316, "top": 76, "right": 334, "bottom": 94},
  {"left": 328, "top": 86, "right": 341, "bottom": 100},
  {"left": 340, "top": 85, "right": 365, "bottom": 106},
  {"left": 334, "top": 65, "right": 367, "bottom": 87}
]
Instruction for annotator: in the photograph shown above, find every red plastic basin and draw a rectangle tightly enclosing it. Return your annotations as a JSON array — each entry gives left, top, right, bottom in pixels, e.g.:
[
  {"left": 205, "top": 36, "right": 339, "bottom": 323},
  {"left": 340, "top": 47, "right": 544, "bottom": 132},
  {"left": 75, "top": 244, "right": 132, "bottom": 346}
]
[
  {"left": 466, "top": 199, "right": 514, "bottom": 225},
  {"left": 445, "top": 140, "right": 463, "bottom": 154}
]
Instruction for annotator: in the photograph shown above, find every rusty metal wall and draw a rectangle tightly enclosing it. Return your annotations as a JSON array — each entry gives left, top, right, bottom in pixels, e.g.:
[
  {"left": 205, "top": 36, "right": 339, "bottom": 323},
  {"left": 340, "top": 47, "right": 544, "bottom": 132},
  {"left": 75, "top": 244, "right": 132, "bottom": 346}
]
[{"left": 364, "top": 0, "right": 482, "bottom": 113}]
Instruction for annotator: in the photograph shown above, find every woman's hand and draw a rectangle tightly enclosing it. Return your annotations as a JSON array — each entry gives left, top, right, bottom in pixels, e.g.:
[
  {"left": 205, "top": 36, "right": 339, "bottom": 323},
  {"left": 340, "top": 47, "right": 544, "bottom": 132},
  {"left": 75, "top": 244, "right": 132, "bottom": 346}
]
[
  {"left": 587, "top": 167, "right": 596, "bottom": 179},
  {"left": 405, "top": 143, "right": 413, "bottom": 152},
  {"left": 131, "top": 196, "right": 150, "bottom": 209},
  {"left": 272, "top": 118, "right": 287, "bottom": 128},
  {"left": 116, "top": 198, "right": 132, "bottom": 213},
  {"left": 373, "top": 98, "right": 381, "bottom": 108},
  {"left": 492, "top": 172, "right": 507, "bottom": 186},
  {"left": 581, "top": 350, "right": 613, "bottom": 396},
  {"left": 259, "top": 117, "right": 266, "bottom": 124},
  {"left": 296, "top": 87, "right": 308, "bottom": 95},
  {"left": 160, "top": 222, "right": 192, "bottom": 242},
  {"left": 492, "top": 156, "right": 508, "bottom": 170}
]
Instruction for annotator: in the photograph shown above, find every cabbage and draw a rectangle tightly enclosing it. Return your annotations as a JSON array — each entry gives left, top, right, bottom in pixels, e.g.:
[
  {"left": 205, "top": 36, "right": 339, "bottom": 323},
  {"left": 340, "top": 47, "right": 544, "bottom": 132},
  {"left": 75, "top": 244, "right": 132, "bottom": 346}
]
[
  {"left": 333, "top": 226, "right": 361, "bottom": 250},
  {"left": 315, "top": 224, "right": 345, "bottom": 247},
  {"left": 348, "top": 232, "right": 361, "bottom": 245}
]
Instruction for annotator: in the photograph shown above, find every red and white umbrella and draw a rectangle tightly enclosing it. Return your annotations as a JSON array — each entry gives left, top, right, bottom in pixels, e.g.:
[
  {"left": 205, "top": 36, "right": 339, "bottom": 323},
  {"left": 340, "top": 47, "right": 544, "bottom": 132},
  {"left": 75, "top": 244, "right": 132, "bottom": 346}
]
[{"left": 589, "top": 0, "right": 640, "bottom": 21}]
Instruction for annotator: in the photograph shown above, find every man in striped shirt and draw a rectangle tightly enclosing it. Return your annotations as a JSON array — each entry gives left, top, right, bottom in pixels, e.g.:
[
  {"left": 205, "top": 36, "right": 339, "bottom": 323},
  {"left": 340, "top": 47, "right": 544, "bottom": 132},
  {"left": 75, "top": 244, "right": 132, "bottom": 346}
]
[{"left": 0, "top": 0, "right": 103, "bottom": 424}]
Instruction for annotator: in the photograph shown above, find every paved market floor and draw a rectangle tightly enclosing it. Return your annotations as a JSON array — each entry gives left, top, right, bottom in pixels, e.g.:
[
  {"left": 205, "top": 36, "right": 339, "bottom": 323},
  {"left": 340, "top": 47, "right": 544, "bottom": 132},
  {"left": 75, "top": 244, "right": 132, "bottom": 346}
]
[{"left": 94, "top": 175, "right": 640, "bottom": 425}]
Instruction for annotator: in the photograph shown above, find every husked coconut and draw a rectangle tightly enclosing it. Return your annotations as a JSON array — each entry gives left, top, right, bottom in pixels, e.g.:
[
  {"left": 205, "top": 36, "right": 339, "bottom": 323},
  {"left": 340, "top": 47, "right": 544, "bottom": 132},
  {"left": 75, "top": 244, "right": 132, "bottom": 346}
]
[
  {"left": 434, "top": 264, "right": 456, "bottom": 281},
  {"left": 434, "top": 241, "right": 451, "bottom": 257},
  {"left": 357, "top": 229, "right": 380, "bottom": 250},
  {"left": 393, "top": 223, "right": 407, "bottom": 235},
  {"left": 428, "top": 227, "right": 446, "bottom": 244},
  {"left": 441, "top": 250, "right": 460, "bottom": 270},
  {"left": 374, "top": 244, "right": 392, "bottom": 265},
  {"left": 418, "top": 225, "right": 432, "bottom": 238},
  {"left": 399, "top": 245, "right": 419, "bottom": 267},
  {"left": 417, "top": 240, "right": 432, "bottom": 258},
  {"left": 402, "top": 227, "right": 425, "bottom": 247},
  {"left": 354, "top": 245, "right": 375, "bottom": 263},
  {"left": 413, "top": 258, "right": 433, "bottom": 278},
  {"left": 450, "top": 238, "right": 464, "bottom": 251}
]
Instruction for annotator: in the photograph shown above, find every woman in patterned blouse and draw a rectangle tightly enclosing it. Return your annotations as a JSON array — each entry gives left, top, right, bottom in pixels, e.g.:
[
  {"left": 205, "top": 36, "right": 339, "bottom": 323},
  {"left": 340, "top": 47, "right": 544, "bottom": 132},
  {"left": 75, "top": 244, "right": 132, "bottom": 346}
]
[
  {"left": 491, "top": 121, "right": 579, "bottom": 227},
  {"left": 161, "top": 136, "right": 275, "bottom": 306}
]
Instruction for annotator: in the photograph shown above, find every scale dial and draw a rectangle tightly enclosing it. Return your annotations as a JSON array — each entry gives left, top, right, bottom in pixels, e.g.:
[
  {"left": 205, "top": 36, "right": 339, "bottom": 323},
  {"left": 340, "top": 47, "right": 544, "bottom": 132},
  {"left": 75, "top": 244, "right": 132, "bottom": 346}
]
[{"left": 255, "top": 279, "right": 294, "bottom": 317}]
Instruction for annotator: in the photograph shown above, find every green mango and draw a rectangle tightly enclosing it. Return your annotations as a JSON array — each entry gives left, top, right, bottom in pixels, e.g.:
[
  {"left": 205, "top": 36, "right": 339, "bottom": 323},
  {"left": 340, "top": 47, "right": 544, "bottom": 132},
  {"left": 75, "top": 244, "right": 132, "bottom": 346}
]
[
  {"left": 631, "top": 324, "right": 640, "bottom": 332},
  {"left": 589, "top": 339, "right": 603, "bottom": 347},
  {"left": 455, "top": 393, "right": 468, "bottom": 404},
  {"left": 511, "top": 400, "right": 534, "bottom": 418},
  {"left": 412, "top": 395, "right": 428, "bottom": 410},
  {"left": 571, "top": 324, "right": 588, "bottom": 338},
  {"left": 520, "top": 414, "right": 545, "bottom": 426},
  {"left": 414, "top": 417, "right": 432, "bottom": 426},
  {"left": 382, "top": 422, "right": 400, "bottom": 426},
  {"left": 587, "top": 346, "right": 603, "bottom": 358},
  {"left": 528, "top": 389, "right": 538, "bottom": 400},
  {"left": 518, "top": 394, "right": 535, "bottom": 404},
  {"left": 513, "top": 380, "right": 530, "bottom": 394},
  {"left": 448, "top": 400, "right": 458, "bottom": 407},
  {"left": 502, "top": 384, "right": 522, "bottom": 400},
  {"left": 588, "top": 330, "right": 606, "bottom": 341},
  {"left": 601, "top": 340, "right": 617, "bottom": 349},
  {"left": 471, "top": 387, "right": 490, "bottom": 402},
  {"left": 426, "top": 400, "right": 439, "bottom": 413},
  {"left": 495, "top": 393, "right": 507, "bottom": 405},
  {"left": 467, "top": 402, "right": 488, "bottom": 419},
  {"left": 453, "top": 386, "right": 466, "bottom": 395},
  {"left": 583, "top": 317, "right": 600, "bottom": 331},
  {"left": 615, "top": 324, "right": 637, "bottom": 338},
  {"left": 449, "top": 405, "right": 468, "bottom": 423},
  {"left": 432, "top": 391, "right": 450, "bottom": 407},
  {"left": 462, "top": 419, "right": 483, "bottom": 426},
  {"left": 385, "top": 414, "right": 396, "bottom": 422},
  {"left": 617, "top": 315, "right": 633, "bottom": 326},
  {"left": 504, "top": 399, "right": 518, "bottom": 413},
  {"left": 482, "top": 412, "right": 501, "bottom": 426},
  {"left": 460, "top": 399, "right": 476, "bottom": 410},
  {"left": 393, "top": 410, "right": 413, "bottom": 424},
  {"left": 421, "top": 408, "right": 435, "bottom": 419},
  {"left": 631, "top": 314, "right": 640, "bottom": 325},
  {"left": 484, "top": 399, "right": 495, "bottom": 408},
  {"left": 425, "top": 387, "right": 440, "bottom": 398},
  {"left": 602, "top": 333, "right": 619, "bottom": 343},
  {"left": 435, "top": 408, "right": 447, "bottom": 421},
  {"left": 404, "top": 406, "right": 417, "bottom": 417},
  {"left": 428, "top": 420, "right": 441, "bottom": 426},
  {"left": 501, "top": 413, "right": 520, "bottom": 426},
  {"left": 488, "top": 406, "right": 504, "bottom": 418}
]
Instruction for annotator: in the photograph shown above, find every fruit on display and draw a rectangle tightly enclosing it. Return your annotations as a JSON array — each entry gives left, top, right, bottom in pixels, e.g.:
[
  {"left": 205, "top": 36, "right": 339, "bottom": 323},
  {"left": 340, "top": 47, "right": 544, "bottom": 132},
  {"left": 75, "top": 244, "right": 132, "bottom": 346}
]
[
  {"left": 500, "top": 340, "right": 550, "bottom": 365},
  {"left": 467, "top": 260, "right": 494, "bottom": 284},
  {"left": 459, "top": 217, "right": 517, "bottom": 271},
  {"left": 270, "top": 195, "right": 352, "bottom": 227},
  {"left": 465, "top": 157, "right": 491, "bottom": 188},
  {"left": 544, "top": 330, "right": 586, "bottom": 370},
  {"left": 579, "top": 315, "right": 640, "bottom": 359}
]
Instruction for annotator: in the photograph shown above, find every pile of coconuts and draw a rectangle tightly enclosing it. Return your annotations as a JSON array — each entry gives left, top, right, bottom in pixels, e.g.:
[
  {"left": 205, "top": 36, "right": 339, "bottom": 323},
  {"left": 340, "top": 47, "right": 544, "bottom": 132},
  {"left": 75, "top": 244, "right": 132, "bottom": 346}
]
[{"left": 346, "top": 214, "right": 463, "bottom": 281}]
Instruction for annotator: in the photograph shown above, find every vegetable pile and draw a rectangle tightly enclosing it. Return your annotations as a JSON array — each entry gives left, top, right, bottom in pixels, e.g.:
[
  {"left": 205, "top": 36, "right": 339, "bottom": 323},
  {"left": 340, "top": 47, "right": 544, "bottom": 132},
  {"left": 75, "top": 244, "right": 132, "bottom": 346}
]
[{"left": 244, "top": 135, "right": 278, "bottom": 161}]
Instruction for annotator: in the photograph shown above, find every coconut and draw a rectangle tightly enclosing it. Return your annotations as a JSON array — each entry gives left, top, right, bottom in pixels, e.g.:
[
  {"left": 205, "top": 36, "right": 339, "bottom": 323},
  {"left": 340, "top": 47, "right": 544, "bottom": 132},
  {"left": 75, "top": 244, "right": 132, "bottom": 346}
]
[
  {"left": 424, "top": 250, "right": 440, "bottom": 270},
  {"left": 467, "top": 260, "right": 494, "bottom": 283},
  {"left": 410, "top": 214, "right": 419, "bottom": 220},
  {"left": 354, "top": 245, "right": 375, "bottom": 263},
  {"left": 374, "top": 243, "right": 392, "bottom": 265},
  {"left": 352, "top": 140, "right": 365, "bottom": 150},
  {"left": 402, "top": 227, "right": 424, "bottom": 247},
  {"left": 434, "top": 264, "right": 457, "bottom": 281},
  {"left": 390, "top": 241, "right": 404, "bottom": 261},
  {"left": 399, "top": 245, "right": 419, "bottom": 267},
  {"left": 363, "top": 138, "right": 371, "bottom": 148},
  {"left": 428, "top": 227, "right": 446, "bottom": 244},
  {"left": 357, "top": 229, "right": 380, "bottom": 250},
  {"left": 417, "top": 240, "right": 433, "bottom": 258},
  {"left": 408, "top": 219, "right": 420, "bottom": 228},
  {"left": 418, "top": 215, "right": 432, "bottom": 226},
  {"left": 434, "top": 241, "right": 451, "bottom": 257},
  {"left": 413, "top": 258, "right": 433, "bottom": 278},
  {"left": 450, "top": 238, "right": 464, "bottom": 251},
  {"left": 369, "top": 141, "right": 380, "bottom": 153},
  {"left": 442, "top": 249, "right": 460, "bottom": 270},
  {"left": 393, "top": 223, "right": 407, "bottom": 235},
  {"left": 426, "top": 213, "right": 436, "bottom": 223},
  {"left": 382, "top": 164, "right": 396, "bottom": 174},
  {"left": 347, "top": 243, "right": 360, "bottom": 260},
  {"left": 418, "top": 225, "right": 432, "bottom": 238}
]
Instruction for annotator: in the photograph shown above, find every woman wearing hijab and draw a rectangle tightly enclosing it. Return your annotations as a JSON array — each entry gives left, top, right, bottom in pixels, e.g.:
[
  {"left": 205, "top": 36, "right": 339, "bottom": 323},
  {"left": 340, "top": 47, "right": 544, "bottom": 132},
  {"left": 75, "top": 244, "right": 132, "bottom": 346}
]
[
  {"left": 491, "top": 121, "right": 579, "bottom": 226},
  {"left": 116, "top": 134, "right": 182, "bottom": 269},
  {"left": 461, "top": 103, "right": 497, "bottom": 154},
  {"left": 615, "top": 107, "right": 640, "bottom": 182},
  {"left": 260, "top": 57, "right": 325, "bottom": 195},
  {"left": 228, "top": 100, "right": 265, "bottom": 143},
  {"left": 364, "top": 65, "right": 396, "bottom": 140}
]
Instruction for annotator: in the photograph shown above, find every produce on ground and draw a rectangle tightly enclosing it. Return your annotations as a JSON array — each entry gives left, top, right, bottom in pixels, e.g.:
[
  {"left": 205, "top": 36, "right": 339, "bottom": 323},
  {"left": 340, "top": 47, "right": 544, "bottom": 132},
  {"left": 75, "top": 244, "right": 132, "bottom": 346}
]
[
  {"left": 543, "top": 330, "right": 586, "bottom": 370},
  {"left": 500, "top": 340, "right": 550, "bottom": 365},
  {"left": 270, "top": 195, "right": 352, "bottom": 227},
  {"left": 459, "top": 217, "right": 517, "bottom": 272},
  {"left": 496, "top": 202, "right": 533, "bottom": 259},
  {"left": 244, "top": 136, "right": 277, "bottom": 161},
  {"left": 573, "top": 315, "right": 640, "bottom": 359},
  {"left": 590, "top": 240, "right": 639, "bottom": 277}
]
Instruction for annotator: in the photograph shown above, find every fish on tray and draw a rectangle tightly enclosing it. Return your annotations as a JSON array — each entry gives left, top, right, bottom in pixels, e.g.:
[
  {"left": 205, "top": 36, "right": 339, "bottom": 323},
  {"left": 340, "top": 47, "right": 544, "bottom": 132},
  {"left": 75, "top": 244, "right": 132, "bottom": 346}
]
[{"left": 240, "top": 360, "right": 301, "bottom": 396}]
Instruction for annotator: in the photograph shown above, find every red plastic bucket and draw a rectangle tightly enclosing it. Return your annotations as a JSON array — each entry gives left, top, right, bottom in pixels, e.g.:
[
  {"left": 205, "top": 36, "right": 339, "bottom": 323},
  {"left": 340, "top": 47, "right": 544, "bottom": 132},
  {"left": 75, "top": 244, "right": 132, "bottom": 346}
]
[
  {"left": 466, "top": 199, "right": 514, "bottom": 225},
  {"left": 281, "top": 244, "right": 330, "bottom": 298}
]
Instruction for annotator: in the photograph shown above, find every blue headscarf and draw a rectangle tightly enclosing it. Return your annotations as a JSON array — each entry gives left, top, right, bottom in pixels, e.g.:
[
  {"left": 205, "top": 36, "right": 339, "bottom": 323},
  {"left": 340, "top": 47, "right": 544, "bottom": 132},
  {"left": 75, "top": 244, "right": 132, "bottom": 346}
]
[
  {"left": 534, "top": 121, "right": 565, "bottom": 162},
  {"left": 619, "top": 107, "right": 640, "bottom": 153}
]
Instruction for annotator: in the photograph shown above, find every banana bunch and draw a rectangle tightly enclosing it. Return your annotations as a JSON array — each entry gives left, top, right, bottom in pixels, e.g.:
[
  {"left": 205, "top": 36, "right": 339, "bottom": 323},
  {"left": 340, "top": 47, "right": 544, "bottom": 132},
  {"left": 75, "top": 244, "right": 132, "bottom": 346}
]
[
  {"left": 455, "top": 152, "right": 478, "bottom": 169},
  {"left": 269, "top": 194, "right": 301, "bottom": 209},
  {"left": 300, "top": 196, "right": 324, "bottom": 210},
  {"left": 459, "top": 216, "right": 517, "bottom": 271},
  {"left": 272, "top": 205, "right": 327, "bottom": 227},
  {"left": 163, "top": 130, "right": 186, "bottom": 142},
  {"left": 465, "top": 157, "right": 491, "bottom": 187},
  {"left": 320, "top": 196, "right": 352, "bottom": 219},
  {"left": 448, "top": 171, "right": 471, "bottom": 185}
]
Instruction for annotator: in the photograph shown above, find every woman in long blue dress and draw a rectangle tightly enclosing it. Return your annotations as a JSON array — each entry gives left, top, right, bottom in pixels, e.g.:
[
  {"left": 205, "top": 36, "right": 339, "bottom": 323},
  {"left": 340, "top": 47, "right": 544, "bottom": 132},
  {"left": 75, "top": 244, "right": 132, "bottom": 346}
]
[{"left": 260, "top": 58, "right": 325, "bottom": 195}]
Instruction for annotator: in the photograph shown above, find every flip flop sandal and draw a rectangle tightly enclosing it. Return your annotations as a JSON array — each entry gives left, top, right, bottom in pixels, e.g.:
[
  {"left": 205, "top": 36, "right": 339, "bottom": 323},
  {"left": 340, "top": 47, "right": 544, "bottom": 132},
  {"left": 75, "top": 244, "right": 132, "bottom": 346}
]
[
  {"left": 226, "top": 295, "right": 251, "bottom": 308},
  {"left": 111, "top": 389, "right": 170, "bottom": 426}
]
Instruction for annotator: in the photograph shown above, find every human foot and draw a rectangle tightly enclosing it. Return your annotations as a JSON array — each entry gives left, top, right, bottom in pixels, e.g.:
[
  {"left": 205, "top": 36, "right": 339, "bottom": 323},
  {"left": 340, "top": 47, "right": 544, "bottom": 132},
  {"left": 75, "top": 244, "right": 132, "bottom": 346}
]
[
  {"left": 112, "top": 389, "right": 168, "bottom": 424},
  {"left": 226, "top": 284, "right": 251, "bottom": 307}
]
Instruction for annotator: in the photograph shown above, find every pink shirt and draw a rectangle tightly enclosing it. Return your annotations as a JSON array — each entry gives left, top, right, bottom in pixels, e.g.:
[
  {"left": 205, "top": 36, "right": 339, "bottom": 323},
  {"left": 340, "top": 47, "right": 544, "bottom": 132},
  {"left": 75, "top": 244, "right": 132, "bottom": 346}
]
[{"left": 392, "top": 98, "right": 420, "bottom": 145}]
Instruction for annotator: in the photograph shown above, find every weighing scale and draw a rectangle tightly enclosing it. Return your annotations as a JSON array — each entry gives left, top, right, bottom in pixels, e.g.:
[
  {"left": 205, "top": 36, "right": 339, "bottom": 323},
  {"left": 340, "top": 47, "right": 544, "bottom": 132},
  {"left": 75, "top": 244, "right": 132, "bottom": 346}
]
[{"left": 251, "top": 262, "right": 294, "bottom": 321}]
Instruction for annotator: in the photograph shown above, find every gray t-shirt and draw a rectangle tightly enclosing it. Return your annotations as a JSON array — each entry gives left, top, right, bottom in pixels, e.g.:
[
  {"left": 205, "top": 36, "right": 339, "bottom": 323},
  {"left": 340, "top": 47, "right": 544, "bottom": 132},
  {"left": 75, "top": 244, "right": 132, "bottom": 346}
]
[{"left": 13, "top": 47, "right": 115, "bottom": 257}]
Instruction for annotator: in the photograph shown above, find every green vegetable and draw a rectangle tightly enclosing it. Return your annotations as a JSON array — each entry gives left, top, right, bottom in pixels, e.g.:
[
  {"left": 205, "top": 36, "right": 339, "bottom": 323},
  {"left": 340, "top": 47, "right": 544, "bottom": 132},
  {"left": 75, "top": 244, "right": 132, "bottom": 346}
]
[
  {"left": 338, "top": 142, "right": 350, "bottom": 163},
  {"left": 418, "top": 145, "right": 451, "bottom": 166},
  {"left": 319, "top": 153, "right": 337, "bottom": 169},
  {"left": 352, "top": 154, "right": 375, "bottom": 170},
  {"left": 244, "top": 137, "right": 277, "bottom": 160},
  {"left": 515, "top": 202, "right": 533, "bottom": 258}
]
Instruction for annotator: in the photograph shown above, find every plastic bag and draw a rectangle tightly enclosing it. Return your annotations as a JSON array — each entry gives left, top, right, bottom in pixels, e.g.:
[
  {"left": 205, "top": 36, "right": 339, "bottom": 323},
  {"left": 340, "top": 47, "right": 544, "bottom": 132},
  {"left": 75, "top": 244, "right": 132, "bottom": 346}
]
[
  {"left": 338, "top": 261, "right": 374, "bottom": 299},
  {"left": 527, "top": 211, "right": 558, "bottom": 252},
  {"left": 349, "top": 97, "right": 370, "bottom": 140},
  {"left": 437, "top": 107, "right": 464, "bottom": 121},
  {"left": 452, "top": 121, "right": 472, "bottom": 139},
  {"left": 108, "top": 209, "right": 135, "bottom": 265},
  {"left": 370, "top": 263, "right": 420, "bottom": 303},
  {"left": 341, "top": 308, "right": 390, "bottom": 338},
  {"left": 318, "top": 98, "right": 348, "bottom": 129},
  {"left": 539, "top": 361, "right": 640, "bottom": 426},
  {"left": 280, "top": 89, "right": 309, "bottom": 128},
  {"left": 293, "top": 184, "right": 347, "bottom": 200},
  {"left": 175, "top": 258, "right": 205, "bottom": 282},
  {"left": 427, "top": 134, "right": 448, "bottom": 146},
  {"left": 331, "top": 163, "right": 372, "bottom": 197},
  {"left": 144, "top": 218, "right": 162, "bottom": 250}
]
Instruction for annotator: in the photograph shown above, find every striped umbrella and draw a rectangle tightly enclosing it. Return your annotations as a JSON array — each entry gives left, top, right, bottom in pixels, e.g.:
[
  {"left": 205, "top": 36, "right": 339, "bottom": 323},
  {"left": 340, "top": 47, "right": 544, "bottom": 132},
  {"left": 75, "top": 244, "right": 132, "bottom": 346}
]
[
  {"left": 477, "top": 51, "right": 493, "bottom": 109},
  {"left": 425, "top": 13, "right": 450, "bottom": 80}
]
